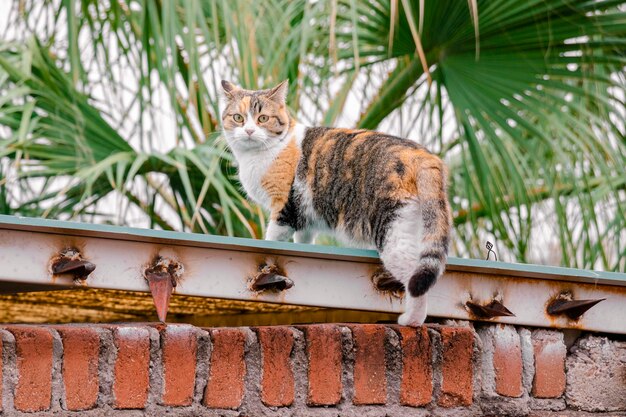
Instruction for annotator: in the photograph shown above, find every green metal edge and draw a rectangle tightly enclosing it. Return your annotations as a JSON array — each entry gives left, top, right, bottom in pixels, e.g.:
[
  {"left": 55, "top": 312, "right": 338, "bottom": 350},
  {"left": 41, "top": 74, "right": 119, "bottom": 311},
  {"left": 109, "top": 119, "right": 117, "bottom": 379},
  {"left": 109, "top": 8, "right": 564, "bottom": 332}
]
[{"left": 0, "top": 214, "right": 624, "bottom": 285}]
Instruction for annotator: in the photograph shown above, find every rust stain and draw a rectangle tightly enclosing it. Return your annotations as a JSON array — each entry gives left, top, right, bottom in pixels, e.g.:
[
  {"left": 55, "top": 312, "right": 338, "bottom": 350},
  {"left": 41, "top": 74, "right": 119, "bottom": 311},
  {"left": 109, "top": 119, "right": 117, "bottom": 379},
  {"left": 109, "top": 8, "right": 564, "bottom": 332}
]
[
  {"left": 49, "top": 247, "right": 96, "bottom": 282},
  {"left": 145, "top": 247, "right": 188, "bottom": 291}
]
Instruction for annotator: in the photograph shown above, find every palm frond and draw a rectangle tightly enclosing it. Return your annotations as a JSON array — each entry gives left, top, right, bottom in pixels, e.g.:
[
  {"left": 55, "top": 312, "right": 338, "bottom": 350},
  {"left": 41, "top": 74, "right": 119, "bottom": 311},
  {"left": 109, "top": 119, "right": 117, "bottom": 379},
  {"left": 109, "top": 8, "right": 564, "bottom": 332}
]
[{"left": 0, "top": 0, "right": 624, "bottom": 271}]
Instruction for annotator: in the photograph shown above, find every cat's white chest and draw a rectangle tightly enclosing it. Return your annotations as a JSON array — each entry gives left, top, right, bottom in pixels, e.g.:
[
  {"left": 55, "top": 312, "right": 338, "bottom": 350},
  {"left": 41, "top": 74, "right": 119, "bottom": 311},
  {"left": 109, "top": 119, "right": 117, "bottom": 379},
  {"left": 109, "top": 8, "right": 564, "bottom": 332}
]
[{"left": 234, "top": 150, "right": 276, "bottom": 209}]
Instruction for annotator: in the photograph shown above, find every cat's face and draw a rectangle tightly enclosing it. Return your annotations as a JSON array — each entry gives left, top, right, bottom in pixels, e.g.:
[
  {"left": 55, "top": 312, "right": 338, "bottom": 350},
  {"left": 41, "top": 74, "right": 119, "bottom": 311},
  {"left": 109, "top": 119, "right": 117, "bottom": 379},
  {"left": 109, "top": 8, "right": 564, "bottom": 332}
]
[{"left": 221, "top": 80, "right": 291, "bottom": 151}]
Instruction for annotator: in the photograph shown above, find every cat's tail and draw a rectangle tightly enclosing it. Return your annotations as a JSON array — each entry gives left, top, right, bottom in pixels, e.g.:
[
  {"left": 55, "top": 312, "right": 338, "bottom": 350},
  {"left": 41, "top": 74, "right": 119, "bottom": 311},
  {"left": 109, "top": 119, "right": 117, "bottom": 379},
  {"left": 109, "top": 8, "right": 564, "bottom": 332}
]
[{"left": 407, "top": 158, "right": 452, "bottom": 297}]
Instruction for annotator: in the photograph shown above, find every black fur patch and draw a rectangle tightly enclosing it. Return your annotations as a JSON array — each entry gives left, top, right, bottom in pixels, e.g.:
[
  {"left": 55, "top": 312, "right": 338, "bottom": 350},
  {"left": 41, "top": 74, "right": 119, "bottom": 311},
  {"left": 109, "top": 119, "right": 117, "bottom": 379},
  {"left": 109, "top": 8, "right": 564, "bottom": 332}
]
[
  {"left": 395, "top": 160, "right": 405, "bottom": 176},
  {"left": 276, "top": 186, "right": 306, "bottom": 231},
  {"left": 408, "top": 264, "right": 439, "bottom": 297},
  {"left": 371, "top": 198, "right": 403, "bottom": 250}
]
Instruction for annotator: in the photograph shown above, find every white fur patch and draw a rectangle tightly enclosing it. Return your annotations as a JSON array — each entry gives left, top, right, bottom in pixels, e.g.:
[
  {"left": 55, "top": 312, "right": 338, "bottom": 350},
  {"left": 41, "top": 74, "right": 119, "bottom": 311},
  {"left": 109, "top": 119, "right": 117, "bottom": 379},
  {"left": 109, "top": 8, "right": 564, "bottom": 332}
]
[
  {"left": 398, "top": 295, "right": 428, "bottom": 326},
  {"left": 293, "top": 123, "right": 307, "bottom": 146},
  {"left": 266, "top": 221, "right": 293, "bottom": 241},
  {"left": 379, "top": 201, "right": 424, "bottom": 283},
  {"left": 231, "top": 145, "right": 281, "bottom": 208}
]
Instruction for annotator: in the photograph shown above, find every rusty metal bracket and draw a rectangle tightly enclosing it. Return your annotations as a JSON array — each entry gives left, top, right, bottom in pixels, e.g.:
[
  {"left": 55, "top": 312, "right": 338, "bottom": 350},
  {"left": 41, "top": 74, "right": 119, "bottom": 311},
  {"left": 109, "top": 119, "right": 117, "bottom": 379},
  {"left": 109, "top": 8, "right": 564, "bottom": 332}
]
[
  {"left": 144, "top": 256, "right": 183, "bottom": 322},
  {"left": 1, "top": 215, "right": 625, "bottom": 334},
  {"left": 51, "top": 249, "right": 96, "bottom": 280},
  {"left": 547, "top": 293, "right": 605, "bottom": 320},
  {"left": 466, "top": 299, "right": 515, "bottom": 319},
  {"left": 251, "top": 264, "right": 294, "bottom": 292}
]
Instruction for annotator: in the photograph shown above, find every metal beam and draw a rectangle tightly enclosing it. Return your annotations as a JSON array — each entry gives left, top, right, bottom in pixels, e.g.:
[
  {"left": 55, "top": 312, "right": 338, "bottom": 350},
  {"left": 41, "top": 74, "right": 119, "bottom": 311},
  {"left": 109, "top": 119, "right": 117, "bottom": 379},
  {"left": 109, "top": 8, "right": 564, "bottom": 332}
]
[{"left": 0, "top": 215, "right": 625, "bottom": 334}]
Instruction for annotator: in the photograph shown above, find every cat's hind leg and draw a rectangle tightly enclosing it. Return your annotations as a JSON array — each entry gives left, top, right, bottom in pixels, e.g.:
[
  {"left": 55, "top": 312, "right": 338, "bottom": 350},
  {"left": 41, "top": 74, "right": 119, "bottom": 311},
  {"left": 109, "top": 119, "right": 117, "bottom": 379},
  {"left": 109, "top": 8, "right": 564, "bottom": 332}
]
[
  {"left": 398, "top": 295, "right": 428, "bottom": 326},
  {"left": 382, "top": 160, "right": 451, "bottom": 326},
  {"left": 379, "top": 198, "right": 448, "bottom": 326},
  {"left": 379, "top": 203, "right": 430, "bottom": 326}
]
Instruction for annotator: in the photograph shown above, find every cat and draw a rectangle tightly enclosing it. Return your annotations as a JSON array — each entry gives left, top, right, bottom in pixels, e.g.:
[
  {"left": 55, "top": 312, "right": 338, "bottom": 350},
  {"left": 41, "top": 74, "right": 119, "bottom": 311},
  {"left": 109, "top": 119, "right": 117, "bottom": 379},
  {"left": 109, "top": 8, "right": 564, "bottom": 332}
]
[{"left": 220, "top": 79, "right": 452, "bottom": 326}]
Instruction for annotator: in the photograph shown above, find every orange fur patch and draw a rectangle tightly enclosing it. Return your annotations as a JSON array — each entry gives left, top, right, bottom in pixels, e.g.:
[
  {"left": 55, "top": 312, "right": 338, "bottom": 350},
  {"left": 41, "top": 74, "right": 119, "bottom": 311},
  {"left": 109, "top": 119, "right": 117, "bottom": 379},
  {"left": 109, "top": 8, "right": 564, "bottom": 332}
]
[
  {"left": 261, "top": 138, "right": 301, "bottom": 219},
  {"left": 238, "top": 96, "right": 251, "bottom": 113}
]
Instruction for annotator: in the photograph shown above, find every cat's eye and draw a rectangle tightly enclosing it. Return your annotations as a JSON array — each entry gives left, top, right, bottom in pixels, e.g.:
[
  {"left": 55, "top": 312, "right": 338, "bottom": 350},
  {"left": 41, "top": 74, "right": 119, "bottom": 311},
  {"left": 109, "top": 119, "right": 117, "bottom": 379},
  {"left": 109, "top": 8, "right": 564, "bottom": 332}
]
[
  {"left": 258, "top": 115, "right": 269, "bottom": 123},
  {"left": 233, "top": 113, "right": 244, "bottom": 123}
]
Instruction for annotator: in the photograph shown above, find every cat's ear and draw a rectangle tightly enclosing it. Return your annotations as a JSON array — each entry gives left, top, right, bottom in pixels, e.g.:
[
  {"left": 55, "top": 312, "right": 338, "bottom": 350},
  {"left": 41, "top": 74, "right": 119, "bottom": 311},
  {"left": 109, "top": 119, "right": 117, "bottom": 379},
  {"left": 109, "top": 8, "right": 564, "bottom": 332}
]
[
  {"left": 266, "top": 79, "right": 289, "bottom": 104},
  {"left": 221, "top": 80, "right": 240, "bottom": 99}
]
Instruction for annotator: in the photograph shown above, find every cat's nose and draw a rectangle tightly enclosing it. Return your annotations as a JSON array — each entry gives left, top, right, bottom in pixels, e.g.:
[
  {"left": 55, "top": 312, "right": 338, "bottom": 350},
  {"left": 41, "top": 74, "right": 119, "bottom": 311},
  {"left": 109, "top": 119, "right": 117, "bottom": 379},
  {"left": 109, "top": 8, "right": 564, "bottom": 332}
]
[{"left": 245, "top": 128, "right": 255, "bottom": 136}]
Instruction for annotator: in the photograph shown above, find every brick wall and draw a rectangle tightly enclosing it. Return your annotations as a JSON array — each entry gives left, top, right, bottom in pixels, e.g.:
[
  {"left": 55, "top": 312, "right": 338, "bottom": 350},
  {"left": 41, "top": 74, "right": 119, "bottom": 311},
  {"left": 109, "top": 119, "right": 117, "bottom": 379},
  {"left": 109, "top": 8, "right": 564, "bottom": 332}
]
[{"left": 0, "top": 323, "right": 624, "bottom": 416}]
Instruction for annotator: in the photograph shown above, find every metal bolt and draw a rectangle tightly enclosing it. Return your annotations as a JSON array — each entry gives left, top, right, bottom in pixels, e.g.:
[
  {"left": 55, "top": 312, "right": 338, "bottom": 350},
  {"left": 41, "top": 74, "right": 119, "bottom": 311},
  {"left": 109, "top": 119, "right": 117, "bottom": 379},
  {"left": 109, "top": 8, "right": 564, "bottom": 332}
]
[
  {"left": 547, "top": 293, "right": 605, "bottom": 320},
  {"left": 466, "top": 299, "right": 515, "bottom": 318},
  {"left": 251, "top": 263, "right": 293, "bottom": 292}
]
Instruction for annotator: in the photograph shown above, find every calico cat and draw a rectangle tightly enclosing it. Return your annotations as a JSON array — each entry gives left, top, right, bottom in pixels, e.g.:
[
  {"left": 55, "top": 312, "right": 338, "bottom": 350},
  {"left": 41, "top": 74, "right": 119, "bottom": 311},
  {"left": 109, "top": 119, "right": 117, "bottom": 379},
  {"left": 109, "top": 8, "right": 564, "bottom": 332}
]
[{"left": 221, "top": 79, "right": 451, "bottom": 326}]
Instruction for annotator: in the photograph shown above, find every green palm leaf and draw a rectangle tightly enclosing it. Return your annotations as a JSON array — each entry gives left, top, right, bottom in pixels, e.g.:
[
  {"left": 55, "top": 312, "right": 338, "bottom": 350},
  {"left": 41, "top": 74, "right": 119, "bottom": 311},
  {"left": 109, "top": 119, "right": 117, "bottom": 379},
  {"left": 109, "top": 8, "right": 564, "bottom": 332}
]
[{"left": 0, "top": 0, "right": 624, "bottom": 271}]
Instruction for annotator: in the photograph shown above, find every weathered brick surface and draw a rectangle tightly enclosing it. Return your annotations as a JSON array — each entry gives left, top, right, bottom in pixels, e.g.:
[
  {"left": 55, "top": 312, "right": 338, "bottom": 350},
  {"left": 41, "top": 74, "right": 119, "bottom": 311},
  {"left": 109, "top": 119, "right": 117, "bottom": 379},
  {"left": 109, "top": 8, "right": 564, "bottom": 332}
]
[
  {"left": 55, "top": 326, "right": 100, "bottom": 411},
  {"left": 532, "top": 330, "right": 566, "bottom": 399},
  {"left": 305, "top": 324, "right": 342, "bottom": 406},
  {"left": 398, "top": 326, "right": 432, "bottom": 407},
  {"left": 112, "top": 326, "right": 151, "bottom": 409},
  {"left": 565, "top": 335, "right": 626, "bottom": 411},
  {"left": 350, "top": 324, "right": 387, "bottom": 405},
  {"left": 203, "top": 328, "right": 246, "bottom": 409},
  {"left": 493, "top": 324, "right": 523, "bottom": 397},
  {"left": 160, "top": 325, "right": 197, "bottom": 407},
  {"left": 6, "top": 326, "right": 54, "bottom": 412},
  {"left": 438, "top": 326, "right": 474, "bottom": 407},
  {"left": 0, "top": 322, "right": 622, "bottom": 415},
  {"left": 258, "top": 326, "right": 295, "bottom": 407}
]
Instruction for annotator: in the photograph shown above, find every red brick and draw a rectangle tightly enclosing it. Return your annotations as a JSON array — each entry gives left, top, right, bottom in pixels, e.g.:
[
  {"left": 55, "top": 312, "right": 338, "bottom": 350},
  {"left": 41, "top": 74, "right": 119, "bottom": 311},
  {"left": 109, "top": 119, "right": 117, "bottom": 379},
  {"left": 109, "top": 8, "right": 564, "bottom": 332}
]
[
  {"left": 161, "top": 325, "right": 197, "bottom": 406},
  {"left": 305, "top": 325, "right": 342, "bottom": 406},
  {"left": 493, "top": 325, "right": 523, "bottom": 397},
  {"left": 399, "top": 326, "right": 432, "bottom": 406},
  {"left": 204, "top": 328, "right": 246, "bottom": 409},
  {"left": 258, "top": 326, "right": 295, "bottom": 407},
  {"left": 56, "top": 327, "right": 100, "bottom": 410},
  {"left": 438, "top": 327, "right": 474, "bottom": 407},
  {"left": 350, "top": 324, "right": 387, "bottom": 405},
  {"left": 532, "top": 331, "right": 566, "bottom": 398},
  {"left": 112, "top": 327, "right": 151, "bottom": 409},
  {"left": 7, "top": 326, "right": 54, "bottom": 412}
]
